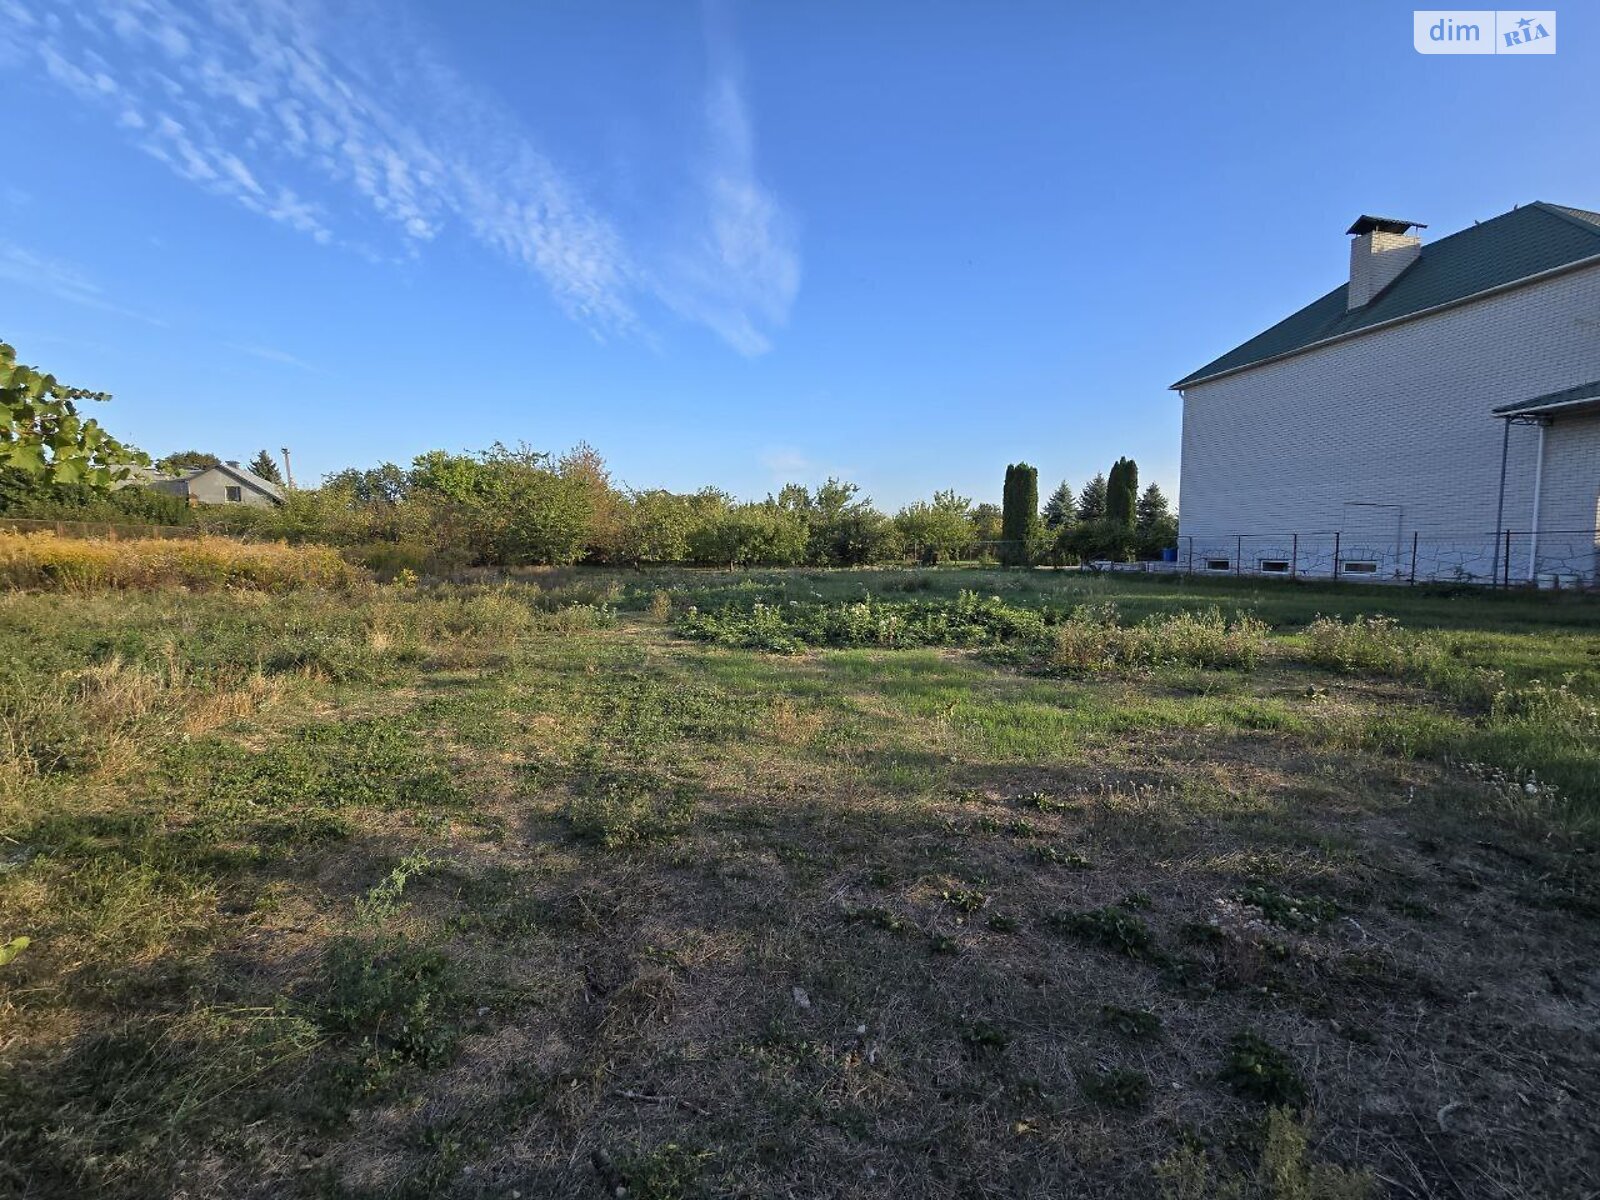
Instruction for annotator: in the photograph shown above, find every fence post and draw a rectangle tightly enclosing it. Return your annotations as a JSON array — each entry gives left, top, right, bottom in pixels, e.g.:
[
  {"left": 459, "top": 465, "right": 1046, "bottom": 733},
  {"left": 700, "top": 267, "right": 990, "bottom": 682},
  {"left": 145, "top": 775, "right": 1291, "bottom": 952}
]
[
  {"left": 1235, "top": 535, "right": 1242, "bottom": 577},
  {"left": 1409, "top": 531, "right": 1418, "bottom": 585},
  {"left": 1503, "top": 530, "right": 1512, "bottom": 588},
  {"left": 1332, "top": 532, "right": 1341, "bottom": 581},
  {"left": 1186, "top": 536, "right": 1193, "bottom": 577},
  {"left": 1291, "top": 533, "right": 1298, "bottom": 580}
]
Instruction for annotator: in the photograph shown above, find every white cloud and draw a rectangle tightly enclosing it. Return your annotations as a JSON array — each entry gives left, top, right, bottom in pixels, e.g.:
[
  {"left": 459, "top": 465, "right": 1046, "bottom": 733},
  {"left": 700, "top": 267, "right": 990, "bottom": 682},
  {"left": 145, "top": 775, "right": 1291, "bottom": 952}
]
[
  {"left": 16, "top": 0, "right": 801, "bottom": 353},
  {"left": 0, "top": 240, "right": 164, "bottom": 324},
  {"left": 761, "top": 448, "right": 814, "bottom": 477},
  {"left": 224, "top": 340, "right": 315, "bottom": 369},
  {"left": 654, "top": 20, "right": 800, "bottom": 354}
]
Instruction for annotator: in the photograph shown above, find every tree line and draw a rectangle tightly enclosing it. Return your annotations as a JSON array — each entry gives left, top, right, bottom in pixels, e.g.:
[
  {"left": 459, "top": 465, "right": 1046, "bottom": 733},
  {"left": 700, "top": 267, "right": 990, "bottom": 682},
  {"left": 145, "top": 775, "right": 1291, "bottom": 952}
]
[{"left": 2, "top": 340, "right": 1177, "bottom": 570}]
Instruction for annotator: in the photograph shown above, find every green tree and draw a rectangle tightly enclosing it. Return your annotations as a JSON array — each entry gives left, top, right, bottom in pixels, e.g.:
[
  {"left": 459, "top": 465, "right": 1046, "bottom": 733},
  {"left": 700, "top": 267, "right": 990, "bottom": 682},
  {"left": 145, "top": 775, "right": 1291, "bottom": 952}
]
[
  {"left": 893, "top": 489, "right": 971, "bottom": 564},
  {"left": 1, "top": 340, "right": 147, "bottom": 487},
  {"left": 969, "top": 502, "right": 1003, "bottom": 558},
  {"left": 249, "top": 449, "right": 284, "bottom": 484},
  {"left": 617, "top": 489, "right": 704, "bottom": 564},
  {"left": 1075, "top": 473, "right": 1108, "bottom": 523},
  {"left": 1106, "top": 457, "right": 1139, "bottom": 528},
  {"left": 1042, "top": 480, "right": 1076, "bottom": 529},
  {"left": 688, "top": 502, "right": 809, "bottom": 566},
  {"left": 324, "top": 462, "right": 411, "bottom": 505},
  {"left": 999, "top": 462, "right": 1039, "bottom": 567},
  {"left": 407, "top": 443, "right": 595, "bottom": 566},
  {"left": 1135, "top": 482, "right": 1177, "bottom": 557},
  {"left": 157, "top": 450, "right": 221, "bottom": 474}
]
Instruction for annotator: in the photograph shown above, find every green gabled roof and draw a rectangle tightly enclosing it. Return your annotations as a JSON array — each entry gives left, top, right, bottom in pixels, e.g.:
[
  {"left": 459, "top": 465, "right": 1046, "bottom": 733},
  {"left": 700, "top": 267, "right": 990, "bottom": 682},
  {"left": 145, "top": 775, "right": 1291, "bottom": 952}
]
[{"left": 1172, "top": 202, "right": 1600, "bottom": 390}]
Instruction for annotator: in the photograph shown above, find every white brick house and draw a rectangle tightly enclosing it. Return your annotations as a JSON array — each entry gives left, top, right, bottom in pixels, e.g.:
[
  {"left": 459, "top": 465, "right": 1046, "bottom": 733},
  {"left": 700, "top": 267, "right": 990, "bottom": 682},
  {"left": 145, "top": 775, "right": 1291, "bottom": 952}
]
[{"left": 1172, "top": 204, "right": 1600, "bottom": 583}]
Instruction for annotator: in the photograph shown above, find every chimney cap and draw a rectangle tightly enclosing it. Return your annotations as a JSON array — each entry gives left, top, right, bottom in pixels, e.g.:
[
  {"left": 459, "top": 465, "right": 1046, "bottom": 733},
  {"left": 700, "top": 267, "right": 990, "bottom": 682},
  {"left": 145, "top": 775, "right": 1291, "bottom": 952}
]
[{"left": 1347, "top": 215, "right": 1426, "bottom": 237}]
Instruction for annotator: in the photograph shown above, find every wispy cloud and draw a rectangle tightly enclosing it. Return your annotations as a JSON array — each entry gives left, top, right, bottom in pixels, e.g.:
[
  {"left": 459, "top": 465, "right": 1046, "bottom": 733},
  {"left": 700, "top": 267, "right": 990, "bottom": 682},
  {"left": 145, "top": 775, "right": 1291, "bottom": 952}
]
[
  {"left": 760, "top": 447, "right": 814, "bottom": 478},
  {"left": 224, "top": 340, "right": 316, "bottom": 370},
  {"left": 0, "top": 240, "right": 165, "bottom": 324},
  {"left": 656, "top": 10, "right": 800, "bottom": 354},
  {"left": 11, "top": 0, "right": 801, "bottom": 353}
]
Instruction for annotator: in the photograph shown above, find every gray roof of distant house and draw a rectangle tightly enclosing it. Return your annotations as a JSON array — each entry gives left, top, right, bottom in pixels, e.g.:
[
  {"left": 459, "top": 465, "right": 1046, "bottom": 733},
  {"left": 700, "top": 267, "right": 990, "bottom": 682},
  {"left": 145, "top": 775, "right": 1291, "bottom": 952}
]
[
  {"left": 211, "top": 461, "right": 286, "bottom": 501},
  {"left": 1173, "top": 202, "right": 1600, "bottom": 389},
  {"left": 1492, "top": 379, "right": 1600, "bottom": 418},
  {"left": 140, "top": 461, "right": 286, "bottom": 503}
]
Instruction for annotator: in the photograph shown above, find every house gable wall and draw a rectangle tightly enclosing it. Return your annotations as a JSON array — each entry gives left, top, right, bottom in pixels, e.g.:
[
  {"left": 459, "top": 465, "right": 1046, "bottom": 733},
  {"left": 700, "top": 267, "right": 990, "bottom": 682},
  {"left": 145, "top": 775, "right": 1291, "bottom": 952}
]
[{"left": 1178, "top": 262, "right": 1600, "bottom": 552}]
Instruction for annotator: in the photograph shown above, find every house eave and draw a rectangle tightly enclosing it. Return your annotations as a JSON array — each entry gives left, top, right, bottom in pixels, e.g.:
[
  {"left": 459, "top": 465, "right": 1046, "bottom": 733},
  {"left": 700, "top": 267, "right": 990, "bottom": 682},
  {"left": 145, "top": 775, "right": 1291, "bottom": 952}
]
[{"left": 1171, "top": 249, "right": 1600, "bottom": 393}]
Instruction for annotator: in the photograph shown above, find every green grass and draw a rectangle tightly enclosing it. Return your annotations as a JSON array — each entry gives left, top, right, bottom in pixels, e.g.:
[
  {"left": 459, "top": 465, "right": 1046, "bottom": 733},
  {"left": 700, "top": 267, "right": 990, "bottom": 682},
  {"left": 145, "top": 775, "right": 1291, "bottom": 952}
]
[{"left": 1, "top": 567, "right": 1597, "bottom": 1197}]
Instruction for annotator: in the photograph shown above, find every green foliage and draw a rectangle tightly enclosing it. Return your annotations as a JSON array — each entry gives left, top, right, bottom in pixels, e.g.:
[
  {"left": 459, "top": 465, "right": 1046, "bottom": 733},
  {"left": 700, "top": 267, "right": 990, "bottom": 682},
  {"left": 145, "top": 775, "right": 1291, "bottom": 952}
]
[
  {"left": 894, "top": 489, "right": 972, "bottom": 564},
  {"left": 0, "top": 468, "right": 191, "bottom": 525},
  {"left": 322, "top": 461, "right": 410, "bottom": 504},
  {"left": 156, "top": 450, "right": 221, "bottom": 473},
  {"left": 1136, "top": 483, "right": 1178, "bottom": 556},
  {"left": 1107, "top": 457, "right": 1139, "bottom": 528},
  {"left": 1220, "top": 1032, "right": 1307, "bottom": 1107},
  {"left": 1050, "top": 603, "right": 1268, "bottom": 671},
  {"left": 677, "top": 590, "right": 1052, "bottom": 652},
  {"left": 968, "top": 501, "right": 1003, "bottom": 552},
  {"left": 1156, "top": 1109, "right": 1372, "bottom": 1200},
  {"left": 1235, "top": 884, "right": 1339, "bottom": 931},
  {"left": 1075, "top": 472, "right": 1108, "bottom": 523},
  {"left": 1047, "top": 906, "right": 1159, "bottom": 959},
  {"left": 617, "top": 1143, "right": 713, "bottom": 1200},
  {"left": 1, "top": 341, "right": 148, "bottom": 487},
  {"left": 248, "top": 449, "right": 283, "bottom": 484},
  {"left": 1000, "top": 462, "right": 1040, "bottom": 566},
  {"left": 1303, "top": 614, "right": 1437, "bottom": 677},
  {"left": 618, "top": 488, "right": 718, "bottom": 564},
  {"left": 316, "top": 936, "right": 464, "bottom": 1067},
  {"left": 687, "top": 501, "right": 810, "bottom": 566},
  {"left": 409, "top": 443, "right": 596, "bottom": 566},
  {"left": 1100, "top": 1004, "right": 1162, "bottom": 1039},
  {"left": 1042, "top": 480, "right": 1077, "bottom": 530},
  {"left": 562, "top": 770, "right": 696, "bottom": 847},
  {"left": 1077, "top": 1065, "right": 1150, "bottom": 1108}
]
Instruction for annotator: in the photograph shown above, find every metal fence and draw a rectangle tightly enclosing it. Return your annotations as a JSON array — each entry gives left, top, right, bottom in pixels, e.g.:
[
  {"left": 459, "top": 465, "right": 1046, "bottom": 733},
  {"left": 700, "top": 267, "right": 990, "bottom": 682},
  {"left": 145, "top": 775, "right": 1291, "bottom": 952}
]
[{"left": 1163, "top": 529, "right": 1599, "bottom": 588}]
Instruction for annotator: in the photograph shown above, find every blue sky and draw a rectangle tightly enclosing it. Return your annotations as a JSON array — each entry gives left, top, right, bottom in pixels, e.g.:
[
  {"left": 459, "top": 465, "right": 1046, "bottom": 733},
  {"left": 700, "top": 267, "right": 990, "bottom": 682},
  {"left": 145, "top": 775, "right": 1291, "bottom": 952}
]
[{"left": 2, "top": 1, "right": 1595, "bottom": 508}]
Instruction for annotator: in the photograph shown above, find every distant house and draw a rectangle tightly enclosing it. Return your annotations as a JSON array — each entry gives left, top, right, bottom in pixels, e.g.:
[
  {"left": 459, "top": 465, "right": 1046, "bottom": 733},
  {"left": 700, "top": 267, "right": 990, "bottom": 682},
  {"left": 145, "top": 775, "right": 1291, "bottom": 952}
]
[
  {"left": 1172, "top": 203, "right": 1600, "bottom": 583},
  {"left": 140, "top": 461, "right": 286, "bottom": 508}
]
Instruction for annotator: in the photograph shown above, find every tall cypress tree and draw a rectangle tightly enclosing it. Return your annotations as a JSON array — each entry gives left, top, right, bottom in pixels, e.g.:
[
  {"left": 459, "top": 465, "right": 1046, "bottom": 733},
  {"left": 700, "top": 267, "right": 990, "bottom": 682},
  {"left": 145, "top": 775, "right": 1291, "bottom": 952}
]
[
  {"left": 1000, "top": 462, "right": 1039, "bottom": 566},
  {"left": 1106, "top": 457, "right": 1138, "bottom": 527}
]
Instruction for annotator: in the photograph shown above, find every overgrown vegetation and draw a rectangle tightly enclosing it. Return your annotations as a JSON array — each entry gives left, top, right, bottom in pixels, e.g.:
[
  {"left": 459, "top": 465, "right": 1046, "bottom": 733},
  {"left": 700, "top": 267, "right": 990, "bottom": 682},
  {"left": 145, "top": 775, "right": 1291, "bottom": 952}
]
[
  {"left": 1, "top": 564, "right": 1596, "bottom": 1197},
  {"left": 0, "top": 529, "right": 361, "bottom": 590}
]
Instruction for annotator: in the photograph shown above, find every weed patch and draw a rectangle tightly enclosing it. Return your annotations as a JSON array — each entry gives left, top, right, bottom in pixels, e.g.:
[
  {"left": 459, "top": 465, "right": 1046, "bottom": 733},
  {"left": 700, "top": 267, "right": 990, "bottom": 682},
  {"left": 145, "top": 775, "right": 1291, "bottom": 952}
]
[
  {"left": 315, "top": 936, "right": 465, "bottom": 1069},
  {"left": 1047, "top": 906, "right": 1159, "bottom": 959},
  {"left": 1220, "top": 1032, "right": 1307, "bottom": 1107}
]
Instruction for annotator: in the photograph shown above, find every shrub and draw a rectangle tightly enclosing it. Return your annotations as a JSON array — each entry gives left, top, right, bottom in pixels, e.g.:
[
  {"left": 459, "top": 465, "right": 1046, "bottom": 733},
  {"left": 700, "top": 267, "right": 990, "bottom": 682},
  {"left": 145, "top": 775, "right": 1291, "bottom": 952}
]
[
  {"left": 1050, "top": 604, "right": 1268, "bottom": 672},
  {"left": 316, "top": 936, "right": 464, "bottom": 1067},
  {"left": 675, "top": 590, "right": 1052, "bottom": 653},
  {"left": 1220, "top": 1032, "right": 1306, "bottom": 1107},
  {"left": 0, "top": 531, "right": 362, "bottom": 592},
  {"left": 1303, "top": 615, "right": 1438, "bottom": 677},
  {"left": 1046, "top": 906, "right": 1158, "bottom": 959},
  {"left": 562, "top": 771, "right": 696, "bottom": 848}
]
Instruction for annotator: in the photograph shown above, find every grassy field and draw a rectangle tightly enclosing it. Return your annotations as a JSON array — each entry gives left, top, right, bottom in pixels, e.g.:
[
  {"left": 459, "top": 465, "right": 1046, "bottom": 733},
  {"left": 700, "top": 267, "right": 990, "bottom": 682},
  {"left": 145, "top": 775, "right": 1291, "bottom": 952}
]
[{"left": 2, "top": 564, "right": 1598, "bottom": 1198}]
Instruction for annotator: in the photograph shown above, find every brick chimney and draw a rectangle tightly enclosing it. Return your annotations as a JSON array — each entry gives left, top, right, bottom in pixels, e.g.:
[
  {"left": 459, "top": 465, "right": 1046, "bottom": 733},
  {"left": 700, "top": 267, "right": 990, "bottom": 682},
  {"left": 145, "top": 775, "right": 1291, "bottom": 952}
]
[{"left": 1346, "top": 215, "right": 1423, "bottom": 309}]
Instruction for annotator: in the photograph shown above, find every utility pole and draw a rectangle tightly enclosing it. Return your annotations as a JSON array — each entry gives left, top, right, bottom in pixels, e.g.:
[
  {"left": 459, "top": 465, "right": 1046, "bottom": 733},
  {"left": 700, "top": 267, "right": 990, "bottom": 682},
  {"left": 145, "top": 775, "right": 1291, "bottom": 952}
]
[{"left": 280, "top": 447, "right": 295, "bottom": 490}]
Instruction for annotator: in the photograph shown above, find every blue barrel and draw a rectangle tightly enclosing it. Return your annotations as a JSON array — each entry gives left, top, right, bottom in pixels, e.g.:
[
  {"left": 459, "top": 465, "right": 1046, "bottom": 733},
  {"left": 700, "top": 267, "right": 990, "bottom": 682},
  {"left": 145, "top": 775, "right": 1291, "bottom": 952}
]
[{"left": 1161, "top": 546, "right": 1178, "bottom": 563}]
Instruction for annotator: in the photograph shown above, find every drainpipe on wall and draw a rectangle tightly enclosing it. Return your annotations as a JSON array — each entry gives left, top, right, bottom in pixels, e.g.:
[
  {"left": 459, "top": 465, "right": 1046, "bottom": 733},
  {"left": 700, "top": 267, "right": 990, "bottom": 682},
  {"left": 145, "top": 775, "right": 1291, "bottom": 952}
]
[
  {"left": 1491, "top": 418, "right": 1510, "bottom": 583},
  {"left": 1527, "top": 419, "right": 1547, "bottom": 582}
]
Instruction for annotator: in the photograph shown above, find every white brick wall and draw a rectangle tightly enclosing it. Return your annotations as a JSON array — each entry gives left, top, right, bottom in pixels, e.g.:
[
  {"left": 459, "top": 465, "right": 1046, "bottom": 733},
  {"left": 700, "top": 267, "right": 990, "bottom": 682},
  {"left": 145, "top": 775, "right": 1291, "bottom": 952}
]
[
  {"left": 1534, "top": 414, "right": 1600, "bottom": 581},
  {"left": 1177, "top": 260, "right": 1600, "bottom": 581}
]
